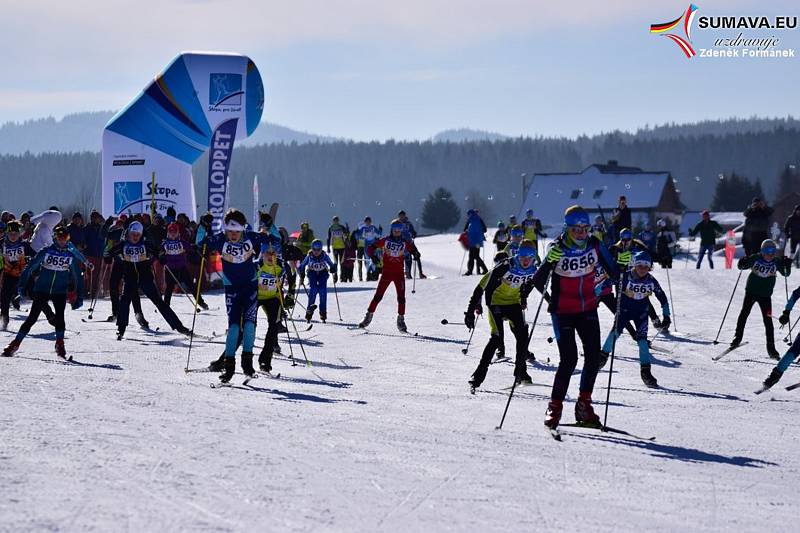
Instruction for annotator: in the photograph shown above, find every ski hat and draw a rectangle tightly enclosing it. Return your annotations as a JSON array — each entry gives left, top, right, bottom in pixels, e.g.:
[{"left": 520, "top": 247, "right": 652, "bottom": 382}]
[
  {"left": 53, "top": 225, "right": 69, "bottom": 239},
  {"left": 260, "top": 242, "right": 277, "bottom": 254},
  {"left": 390, "top": 219, "right": 404, "bottom": 231},
  {"left": 761, "top": 239, "right": 777, "bottom": 254},
  {"left": 467, "top": 209, "right": 475, "bottom": 216},
  {"left": 510, "top": 226, "right": 524, "bottom": 237},
  {"left": 657, "top": 219, "right": 667, "bottom": 228},
  {"left": 563, "top": 205, "right": 590, "bottom": 228},
  {"left": 525, "top": 208, "right": 534, "bottom": 217},
  {"left": 167, "top": 222, "right": 180, "bottom": 234},
  {"left": 509, "top": 214, "right": 517, "bottom": 221},
  {"left": 619, "top": 228, "right": 633, "bottom": 240},
  {"left": 498, "top": 222, "right": 506, "bottom": 228},
  {"left": 701, "top": 210, "right": 710, "bottom": 218},
  {"left": 332, "top": 216, "right": 340, "bottom": 222},
  {"left": 364, "top": 216, "right": 371, "bottom": 223},
  {"left": 118, "top": 213, "right": 128, "bottom": 223},
  {"left": 6, "top": 220, "right": 21, "bottom": 233},
  {"left": 632, "top": 250, "right": 652, "bottom": 268},
  {"left": 128, "top": 221, "right": 144, "bottom": 234},
  {"left": 517, "top": 240, "right": 537, "bottom": 258},
  {"left": 311, "top": 239, "right": 323, "bottom": 251}
]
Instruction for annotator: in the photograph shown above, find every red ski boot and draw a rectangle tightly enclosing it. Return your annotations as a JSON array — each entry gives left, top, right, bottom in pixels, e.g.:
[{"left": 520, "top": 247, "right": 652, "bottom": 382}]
[
  {"left": 575, "top": 392, "right": 601, "bottom": 428},
  {"left": 55, "top": 339, "right": 68, "bottom": 360},
  {"left": 544, "top": 400, "right": 563, "bottom": 429},
  {"left": 2, "top": 339, "right": 21, "bottom": 357}
]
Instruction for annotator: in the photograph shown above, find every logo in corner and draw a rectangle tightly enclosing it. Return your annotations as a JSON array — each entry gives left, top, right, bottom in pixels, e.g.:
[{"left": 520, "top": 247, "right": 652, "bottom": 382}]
[
  {"left": 114, "top": 181, "right": 142, "bottom": 213},
  {"left": 209, "top": 73, "right": 243, "bottom": 106},
  {"left": 650, "top": 4, "right": 699, "bottom": 58}
]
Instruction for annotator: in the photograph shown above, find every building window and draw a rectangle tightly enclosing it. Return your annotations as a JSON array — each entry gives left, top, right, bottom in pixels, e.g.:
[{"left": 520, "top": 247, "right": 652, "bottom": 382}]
[
  {"left": 570, "top": 189, "right": 581, "bottom": 199},
  {"left": 592, "top": 189, "right": 604, "bottom": 199}
]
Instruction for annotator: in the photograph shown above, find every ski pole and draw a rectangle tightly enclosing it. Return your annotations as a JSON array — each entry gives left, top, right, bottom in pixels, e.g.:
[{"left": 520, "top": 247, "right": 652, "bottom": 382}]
[
  {"left": 411, "top": 259, "right": 417, "bottom": 294},
  {"left": 526, "top": 269, "right": 554, "bottom": 349},
  {"left": 495, "top": 378, "right": 517, "bottom": 430},
  {"left": 441, "top": 318, "right": 466, "bottom": 326},
  {"left": 164, "top": 265, "right": 197, "bottom": 308},
  {"left": 281, "top": 283, "right": 311, "bottom": 367},
  {"left": 459, "top": 249, "right": 466, "bottom": 275},
  {"left": 602, "top": 274, "right": 626, "bottom": 429},
  {"left": 784, "top": 314, "right": 800, "bottom": 343},
  {"left": 684, "top": 240, "right": 691, "bottom": 269},
  {"left": 784, "top": 274, "right": 794, "bottom": 345},
  {"left": 332, "top": 276, "right": 343, "bottom": 321},
  {"left": 461, "top": 326, "right": 476, "bottom": 355},
  {"left": 87, "top": 262, "right": 108, "bottom": 319},
  {"left": 184, "top": 243, "right": 206, "bottom": 372},
  {"left": 665, "top": 266, "right": 677, "bottom": 332},
  {"left": 712, "top": 270, "right": 743, "bottom": 345},
  {"left": 276, "top": 285, "right": 296, "bottom": 366}
]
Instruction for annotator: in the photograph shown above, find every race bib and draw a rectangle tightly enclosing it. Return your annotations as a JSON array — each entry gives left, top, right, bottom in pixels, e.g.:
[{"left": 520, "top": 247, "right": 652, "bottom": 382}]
[
  {"left": 384, "top": 240, "right": 405, "bottom": 258},
  {"left": 496, "top": 234, "right": 509, "bottom": 243},
  {"left": 3, "top": 244, "right": 25, "bottom": 263},
  {"left": 123, "top": 244, "right": 147, "bottom": 263},
  {"left": 502, "top": 270, "right": 535, "bottom": 289},
  {"left": 309, "top": 259, "right": 327, "bottom": 272},
  {"left": 363, "top": 229, "right": 376, "bottom": 241},
  {"left": 259, "top": 274, "right": 278, "bottom": 291},
  {"left": 752, "top": 260, "right": 776, "bottom": 278},
  {"left": 164, "top": 241, "right": 184, "bottom": 255},
  {"left": 222, "top": 239, "right": 256, "bottom": 264},
  {"left": 624, "top": 280, "right": 654, "bottom": 300},
  {"left": 554, "top": 248, "right": 598, "bottom": 278},
  {"left": 42, "top": 252, "right": 72, "bottom": 271}
]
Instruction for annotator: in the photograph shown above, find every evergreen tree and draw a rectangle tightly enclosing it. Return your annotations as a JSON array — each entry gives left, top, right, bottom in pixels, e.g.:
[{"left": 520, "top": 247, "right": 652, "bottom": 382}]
[
  {"left": 711, "top": 172, "right": 762, "bottom": 211},
  {"left": 421, "top": 187, "right": 461, "bottom": 232},
  {"left": 775, "top": 163, "right": 800, "bottom": 202}
]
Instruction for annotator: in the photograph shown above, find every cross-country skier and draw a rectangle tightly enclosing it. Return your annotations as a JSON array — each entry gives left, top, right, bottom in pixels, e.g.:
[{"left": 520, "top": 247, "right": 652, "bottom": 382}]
[
  {"left": 591, "top": 216, "right": 607, "bottom": 244},
  {"left": 327, "top": 216, "right": 348, "bottom": 277},
  {"left": 256, "top": 242, "right": 287, "bottom": 373},
  {"left": 521, "top": 208, "right": 547, "bottom": 248},
  {"left": 104, "top": 215, "right": 146, "bottom": 326},
  {"left": 730, "top": 239, "right": 791, "bottom": 358},
  {"left": 503, "top": 226, "right": 524, "bottom": 258},
  {"left": 159, "top": 222, "right": 208, "bottom": 310},
  {"left": 464, "top": 251, "right": 509, "bottom": 360},
  {"left": 296, "top": 222, "right": 315, "bottom": 256},
  {"left": 1, "top": 221, "right": 36, "bottom": 330},
  {"left": 761, "top": 284, "right": 800, "bottom": 389},
  {"left": 298, "top": 239, "right": 336, "bottom": 323},
  {"left": 358, "top": 219, "right": 419, "bottom": 332},
  {"left": 357, "top": 217, "right": 381, "bottom": 281},
  {"left": 104, "top": 221, "right": 191, "bottom": 340},
  {"left": 688, "top": 210, "right": 723, "bottom": 269},
  {"left": 599, "top": 250, "right": 670, "bottom": 387},
  {"left": 2, "top": 226, "right": 83, "bottom": 358},
  {"left": 594, "top": 262, "right": 638, "bottom": 341},
  {"left": 611, "top": 228, "right": 664, "bottom": 329},
  {"left": 532, "top": 205, "right": 618, "bottom": 429},
  {"left": 493, "top": 222, "right": 509, "bottom": 252},
  {"left": 467, "top": 242, "right": 539, "bottom": 390},
  {"left": 397, "top": 210, "right": 425, "bottom": 279},
  {"left": 202, "top": 209, "right": 280, "bottom": 383},
  {"left": 638, "top": 224, "right": 656, "bottom": 252}
]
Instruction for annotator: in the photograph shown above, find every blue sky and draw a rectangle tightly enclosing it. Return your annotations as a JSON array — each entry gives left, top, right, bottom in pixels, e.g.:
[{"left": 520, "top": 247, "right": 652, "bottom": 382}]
[{"left": 0, "top": 0, "right": 797, "bottom": 140}]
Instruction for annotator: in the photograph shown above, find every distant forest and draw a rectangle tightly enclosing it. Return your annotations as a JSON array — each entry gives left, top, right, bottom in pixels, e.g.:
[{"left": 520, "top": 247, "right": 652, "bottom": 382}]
[{"left": 0, "top": 117, "right": 799, "bottom": 232}]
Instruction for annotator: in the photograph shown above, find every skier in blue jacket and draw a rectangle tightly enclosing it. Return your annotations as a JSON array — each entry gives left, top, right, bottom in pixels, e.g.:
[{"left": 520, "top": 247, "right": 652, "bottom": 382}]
[
  {"left": 463, "top": 209, "right": 488, "bottom": 275},
  {"left": 298, "top": 239, "right": 337, "bottom": 323}
]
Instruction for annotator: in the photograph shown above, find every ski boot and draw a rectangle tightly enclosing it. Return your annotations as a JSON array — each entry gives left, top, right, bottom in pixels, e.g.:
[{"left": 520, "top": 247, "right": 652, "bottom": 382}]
[
  {"left": 209, "top": 354, "right": 226, "bottom": 372},
  {"left": 515, "top": 369, "right": 533, "bottom": 386},
  {"left": 544, "top": 400, "right": 563, "bottom": 429},
  {"left": 575, "top": 392, "right": 601, "bottom": 427},
  {"left": 304, "top": 304, "right": 317, "bottom": 322},
  {"left": 11, "top": 295, "right": 20, "bottom": 310},
  {"left": 405, "top": 272, "right": 412, "bottom": 279},
  {"left": 135, "top": 313, "right": 150, "bottom": 329},
  {"left": 469, "top": 364, "right": 489, "bottom": 393},
  {"left": 276, "top": 321, "right": 288, "bottom": 334},
  {"left": 640, "top": 364, "right": 658, "bottom": 388},
  {"left": 259, "top": 346, "right": 273, "bottom": 373},
  {"left": 175, "top": 325, "right": 192, "bottom": 336},
  {"left": 359, "top": 311, "right": 373, "bottom": 328},
  {"left": 495, "top": 346, "right": 506, "bottom": 360},
  {"left": 0, "top": 314, "right": 8, "bottom": 331},
  {"left": 526, "top": 351, "right": 536, "bottom": 362},
  {"left": 320, "top": 310, "right": 327, "bottom": 323},
  {"left": 198, "top": 299, "right": 209, "bottom": 311},
  {"left": 55, "top": 339, "right": 67, "bottom": 359},
  {"left": 397, "top": 314, "right": 407, "bottom": 333},
  {"left": 418, "top": 272, "right": 427, "bottom": 279},
  {"left": 2, "top": 339, "right": 21, "bottom": 357},
  {"left": 241, "top": 352, "right": 256, "bottom": 378},
  {"left": 762, "top": 368, "right": 783, "bottom": 390},
  {"left": 767, "top": 344, "right": 781, "bottom": 359},
  {"left": 116, "top": 327, "right": 125, "bottom": 340},
  {"left": 106, "top": 314, "right": 117, "bottom": 323},
  {"left": 730, "top": 335, "right": 742, "bottom": 349},
  {"left": 219, "top": 357, "right": 236, "bottom": 383},
  {"left": 598, "top": 350, "right": 610, "bottom": 369}
]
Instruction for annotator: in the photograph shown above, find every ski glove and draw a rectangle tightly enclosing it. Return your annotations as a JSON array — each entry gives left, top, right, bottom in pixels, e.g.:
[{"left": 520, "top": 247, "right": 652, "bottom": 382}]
[
  {"left": 594, "top": 283, "right": 603, "bottom": 297},
  {"left": 464, "top": 311, "right": 475, "bottom": 330},
  {"left": 660, "top": 315, "right": 671, "bottom": 330},
  {"left": 779, "top": 309, "right": 791, "bottom": 326},
  {"left": 617, "top": 250, "right": 632, "bottom": 266},
  {"left": 546, "top": 246, "right": 564, "bottom": 263},
  {"left": 72, "top": 298, "right": 83, "bottom": 311}
]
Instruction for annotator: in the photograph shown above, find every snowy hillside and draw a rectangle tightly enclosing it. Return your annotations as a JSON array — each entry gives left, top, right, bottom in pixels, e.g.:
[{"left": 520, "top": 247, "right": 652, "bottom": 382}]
[{"left": 1, "top": 233, "right": 798, "bottom": 531}]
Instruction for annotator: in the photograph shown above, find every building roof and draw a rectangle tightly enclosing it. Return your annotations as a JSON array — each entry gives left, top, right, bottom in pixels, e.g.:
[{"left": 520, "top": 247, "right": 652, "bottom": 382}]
[{"left": 519, "top": 162, "right": 672, "bottom": 228}]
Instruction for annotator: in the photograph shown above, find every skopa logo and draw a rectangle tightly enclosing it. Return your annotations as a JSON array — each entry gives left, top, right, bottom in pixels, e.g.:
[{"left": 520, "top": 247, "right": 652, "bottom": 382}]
[
  {"left": 209, "top": 73, "right": 243, "bottom": 106},
  {"left": 114, "top": 181, "right": 142, "bottom": 213},
  {"left": 651, "top": 4, "right": 699, "bottom": 58}
]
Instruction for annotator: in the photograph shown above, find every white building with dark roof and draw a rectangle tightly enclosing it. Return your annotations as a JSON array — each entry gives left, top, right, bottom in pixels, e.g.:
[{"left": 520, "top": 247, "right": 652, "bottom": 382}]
[{"left": 520, "top": 160, "right": 684, "bottom": 230}]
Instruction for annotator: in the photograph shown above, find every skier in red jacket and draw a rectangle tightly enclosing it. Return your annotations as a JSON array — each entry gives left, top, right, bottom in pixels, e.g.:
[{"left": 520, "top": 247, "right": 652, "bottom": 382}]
[{"left": 358, "top": 219, "right": 419, "bottom": 332}]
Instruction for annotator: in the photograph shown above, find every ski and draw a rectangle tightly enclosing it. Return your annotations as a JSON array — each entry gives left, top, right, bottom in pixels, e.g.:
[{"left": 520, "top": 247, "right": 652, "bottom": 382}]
[
  {"left": 491, "top": 356, "right": 511, "bottom": 365},
  {"left": 559, "top": 423, "right": 656, "bottom": 441},
  {"left": 546, "top": 427, "right": 562, "bottom": 441},
  {"left": 786, "top": 381, "right": 800, "bottom": 391},
  {"left": 185, "top": 367, "right": 216, "bottom": 373},
  {"left": 501, "top": 381, "right": 534, "bottom": 391},
  {"left": 712, "top": 341, "right": 749, "bottom": 361},
  {"left": 257, "top": 370, "right": 282, "bottom": 379},
  {"left": 754, "top": 384, "right": 772, "bottom": 395},
  {"left": 242, "top": 374, "right": 257, "bottom": 387},
  {"left": 304, "top": 323, "right": 313, "bottom": 332}
]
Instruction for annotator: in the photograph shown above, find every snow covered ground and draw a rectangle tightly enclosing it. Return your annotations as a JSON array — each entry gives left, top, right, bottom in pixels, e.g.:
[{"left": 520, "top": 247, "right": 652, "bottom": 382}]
[{"left": 1, "top": 233, "right": 798, "bottom": 532}]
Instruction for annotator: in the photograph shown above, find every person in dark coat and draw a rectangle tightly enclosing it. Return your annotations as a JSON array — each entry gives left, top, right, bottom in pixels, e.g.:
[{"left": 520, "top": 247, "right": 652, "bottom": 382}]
[
  {"left": 742, "top": 197, "right": 773, "bottom": 256},
  {"left": 611, "top": 196, "right": 631, "bottom": 242},
  {"left": 783, "top": 205, "right": 800, "bottom": 263}
]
